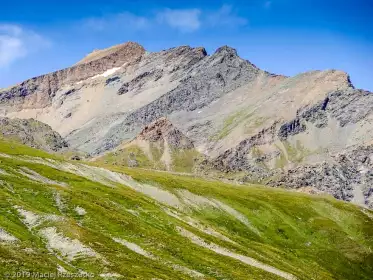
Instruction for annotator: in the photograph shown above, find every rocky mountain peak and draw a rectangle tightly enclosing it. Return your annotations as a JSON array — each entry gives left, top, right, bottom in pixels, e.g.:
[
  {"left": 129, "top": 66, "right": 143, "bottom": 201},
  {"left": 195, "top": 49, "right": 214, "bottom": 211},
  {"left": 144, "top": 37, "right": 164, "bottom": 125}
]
[
  {"left": 0, "top": 41, "right": 145, "bottom": 110},
  {"left": 75, "top": 41, "right": 145, "bottom": 65},
  {"left": 215, "top": 45, "right": 238, "bottom": 56},
  {"left": 137, "top": 117, "right": 194, "bottom": 149},
  {"left": 211, "top": 45, "right": 260, "bottom": 72}
]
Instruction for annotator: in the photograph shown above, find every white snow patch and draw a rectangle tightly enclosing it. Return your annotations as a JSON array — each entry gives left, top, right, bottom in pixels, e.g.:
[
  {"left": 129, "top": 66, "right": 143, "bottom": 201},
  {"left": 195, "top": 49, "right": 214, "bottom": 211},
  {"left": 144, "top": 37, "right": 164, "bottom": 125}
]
[
  {"left": 113, "top": 238, "right": 155, "bottom": 259},
  {"left": 0, "top": 228, "right": 18, "bottom": 243},
  {"left": 75, "top": 206, "right": 87, "bottom": 216},
  {"left": 40, "top": 227, "right": 98, "bottom": 261},
  {"left": 90, "top": 67, "right": 121, "bottom": 79},
  {"left": 177, "top": 227, "right": 296, "bottom": 280}
]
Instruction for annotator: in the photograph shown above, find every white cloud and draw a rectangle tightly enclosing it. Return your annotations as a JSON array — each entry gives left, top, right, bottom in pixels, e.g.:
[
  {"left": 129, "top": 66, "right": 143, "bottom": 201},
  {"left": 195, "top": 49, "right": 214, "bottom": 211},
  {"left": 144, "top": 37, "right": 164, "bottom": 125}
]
[
  {"left": 156, "top": 8, "right": 201, "bottom": 32},
  {"left": 0, "top": 24, "right": 50, "bottom": 68},
  {"left": 81, "top": 6, "right": 247, "bottom": 34},
  {"left": 83, "top": 12, "right": 149, "bottom": 32},
  {"left": 206, "top": 5, "right": 248, "bottom": 27}
]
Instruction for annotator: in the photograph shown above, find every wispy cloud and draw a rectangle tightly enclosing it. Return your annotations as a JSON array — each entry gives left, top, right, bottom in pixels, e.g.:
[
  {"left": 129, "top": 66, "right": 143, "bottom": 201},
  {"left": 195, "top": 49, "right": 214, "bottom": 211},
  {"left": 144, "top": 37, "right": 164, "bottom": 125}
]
[
  {"left": 156, "top": 8, "right": 201, "bottom": 32},
  {"left": 206, "top": 5, "right": 248, "bottom": 27},
  {"left": 83, "top": 12, "right": 149, "bottom": 32},
  {"left": 156, "top": 6, "right": 248, "bottom": 32},
  {"left": 0, "top": 24, "right": 50, "bottom": 68},
  {"left": 81, "top": 5, "right": 247, "bottom": 34}
]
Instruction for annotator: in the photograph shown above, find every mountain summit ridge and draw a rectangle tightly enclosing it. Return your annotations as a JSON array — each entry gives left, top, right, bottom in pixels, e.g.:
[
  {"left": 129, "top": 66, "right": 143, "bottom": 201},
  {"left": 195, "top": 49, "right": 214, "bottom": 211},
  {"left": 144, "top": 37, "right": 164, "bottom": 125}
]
[{"left": 0, "top": 41, "right": 145, "bottom": 110}]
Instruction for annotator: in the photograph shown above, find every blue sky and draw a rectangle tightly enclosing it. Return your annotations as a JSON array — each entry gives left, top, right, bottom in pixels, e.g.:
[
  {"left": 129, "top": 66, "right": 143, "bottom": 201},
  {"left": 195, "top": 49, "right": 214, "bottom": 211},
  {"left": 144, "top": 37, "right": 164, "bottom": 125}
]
[{"left": 1, "top": 0, "right": 372, "bottom": 90}]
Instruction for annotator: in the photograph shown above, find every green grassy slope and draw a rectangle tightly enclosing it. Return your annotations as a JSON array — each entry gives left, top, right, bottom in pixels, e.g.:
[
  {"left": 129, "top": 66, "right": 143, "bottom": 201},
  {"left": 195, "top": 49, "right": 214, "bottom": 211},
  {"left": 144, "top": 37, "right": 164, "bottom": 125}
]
[
  {"left": 0, "top": 140, "right": 372, "bottom": 280},
  {"left": 96, "top": 143, "right": 200, "bottom": 173}
]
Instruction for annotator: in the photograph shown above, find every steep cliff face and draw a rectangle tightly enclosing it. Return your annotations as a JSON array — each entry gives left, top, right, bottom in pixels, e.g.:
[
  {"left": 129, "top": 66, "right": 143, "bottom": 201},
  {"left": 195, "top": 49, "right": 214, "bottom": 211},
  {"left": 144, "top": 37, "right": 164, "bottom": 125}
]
[{"left": 0, "top": 42, "right": 145, "bottom": 110}]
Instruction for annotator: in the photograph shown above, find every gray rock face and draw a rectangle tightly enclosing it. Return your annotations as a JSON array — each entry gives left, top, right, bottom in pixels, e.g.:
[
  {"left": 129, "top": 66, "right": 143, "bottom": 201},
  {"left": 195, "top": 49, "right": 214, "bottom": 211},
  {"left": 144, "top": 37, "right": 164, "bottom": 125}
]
[
  {"left": 117, "top": 69, "right": 164, "bottom": 95},
  {"left": 95, "top": 45, "right": 263, "bottom": 154},
  {"left": 124, "top": 46, "right": 261, "bottom": 126},
  {"left": 269, "top": 146, "right": 373, "bottom": 208},
  {"left": 278, "top": 119, "right": 306, "bottom": 140},
  {"left": 0, "top": 117, "right": 68, "bottom": 152},
  {"left": 201, "top": 86, "right": 373, "bottom": 207},
  {"left": 211, "top": 123, "right": 278, "bottom": 173},
  {"left": 326, "top": 89, "right": 373, "bottom": 126},
  {"left": 278, "top": 88, "right": 373, "bottom": 139}
]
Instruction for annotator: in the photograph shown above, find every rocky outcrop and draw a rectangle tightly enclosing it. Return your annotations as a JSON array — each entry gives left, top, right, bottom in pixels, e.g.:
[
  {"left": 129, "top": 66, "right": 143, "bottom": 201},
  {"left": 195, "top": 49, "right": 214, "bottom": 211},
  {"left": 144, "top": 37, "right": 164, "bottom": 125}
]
[
  {"left": 137, "top": 117, "right": 194, "bottom": 149},
  {"left": 117, "top": 69, "right": 164, "bottom": 95},
  {"left": 278, "top": 88, "right": 373, "bottom": 140},
  {"left": 95, "top": 117, "right": 197, "bottom": 172},
  {"left": 269, "top": 145, "right": 373, "bottom": 208},
  {"left": 0, "top": 42, "right": 145, "bottom": 110},
  {"left": 211, "top": 123, "right": 278, "bottom": 173},
  {"left": 0, "top": 117, "right": 68, "bottom": 152}
]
